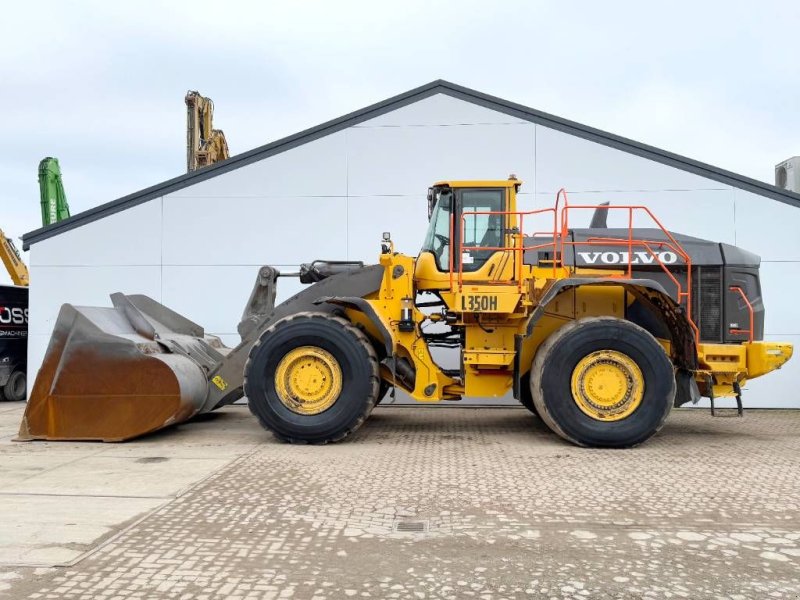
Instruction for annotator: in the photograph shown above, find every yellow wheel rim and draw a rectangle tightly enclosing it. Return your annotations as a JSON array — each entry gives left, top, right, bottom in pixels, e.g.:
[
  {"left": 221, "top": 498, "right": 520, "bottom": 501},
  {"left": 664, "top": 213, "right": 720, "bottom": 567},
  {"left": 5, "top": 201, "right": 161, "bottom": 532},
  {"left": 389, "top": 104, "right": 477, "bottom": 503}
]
[
  {"left": 274, "top": 346, "right": 342, "bottom": 415},
  {"left": 570, "top": 350, "right": 644, "bottom": 421}
]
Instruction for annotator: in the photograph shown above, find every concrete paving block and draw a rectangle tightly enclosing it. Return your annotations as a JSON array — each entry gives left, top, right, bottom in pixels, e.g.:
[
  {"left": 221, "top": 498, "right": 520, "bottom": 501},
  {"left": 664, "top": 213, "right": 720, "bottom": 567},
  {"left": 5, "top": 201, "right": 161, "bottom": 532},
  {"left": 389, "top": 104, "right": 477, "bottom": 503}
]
[
  {"left": 0, "top": 451, "right": 103, "bottom": 487},
  {"left": 0, "top": 494, "right": 164, "bottom": 566},
  {"left": 0, "top": 404, "right": 257, "bottom": 573},
  {"left": 3, "top": 455, "right": 232, "bottom": 498},
  {"left": 5, "top": 407, "right": 800, "bottom": 599},
  {"left": 96, "top": 442, "right": 261, "bottom": 461},
  {"left": 0, "top": 405, "right": 24, "bottom": 438}
]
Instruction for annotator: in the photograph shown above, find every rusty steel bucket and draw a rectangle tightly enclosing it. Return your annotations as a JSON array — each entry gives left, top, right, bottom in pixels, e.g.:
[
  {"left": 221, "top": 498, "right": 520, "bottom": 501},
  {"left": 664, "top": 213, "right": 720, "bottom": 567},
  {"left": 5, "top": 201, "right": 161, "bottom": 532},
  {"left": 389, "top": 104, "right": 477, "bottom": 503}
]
[{"left": 17, "top": 293, "right": 229, "bottom": 442}]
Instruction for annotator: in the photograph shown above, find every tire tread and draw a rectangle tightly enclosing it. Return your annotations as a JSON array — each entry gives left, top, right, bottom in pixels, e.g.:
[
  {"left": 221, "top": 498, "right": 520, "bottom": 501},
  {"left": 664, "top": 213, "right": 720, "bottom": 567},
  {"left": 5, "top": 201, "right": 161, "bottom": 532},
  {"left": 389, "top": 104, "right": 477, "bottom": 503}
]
[
  {"left": 530, "top": 316, "right": 675, "bottom": 447},
  {"left": 244, "top": 311, "right": 379, "bottom": 444}
]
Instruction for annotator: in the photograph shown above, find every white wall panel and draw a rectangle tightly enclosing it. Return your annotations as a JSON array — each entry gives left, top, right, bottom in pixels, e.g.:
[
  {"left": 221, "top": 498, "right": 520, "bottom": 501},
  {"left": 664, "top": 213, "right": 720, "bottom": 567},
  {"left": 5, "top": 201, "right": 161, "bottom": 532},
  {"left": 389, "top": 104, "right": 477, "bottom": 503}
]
[
  {"left": 167, "top": 132, "right": 347, "bottom": 198},
  {"left": 30, "top": 199, "right": 163, "bottom": 267},
  {"left": 26, "top": 334, "right": 50, "bottom": 387},
  {"left": 734, "top": 189, "right": 800, "bottom": 261},
  {"left": 27, "top": 265, "right": 162, "bottom": 336},
  {"left": 758, "top": 262, "right": 800, "bottom": 335},
  {"left": 161, "top": 196, "right": 348, "bottom": 266},
  {"left": 532, "top": 189, "right": 736, "bottom": 245},
  {"left": 161, "top": 265, "right": 306, "bottom": 337},
  {"left": 347, "top": 123, "right": 535, "bottom": 197},
  {"left": 347, "top": 195, "right": 428, "bottom": 261},
  {"left": 356, "top": 94, "right": 526, "bottom": 127},
  {"left": 536, "top": 126, "right": 730, "bottom": 194}
]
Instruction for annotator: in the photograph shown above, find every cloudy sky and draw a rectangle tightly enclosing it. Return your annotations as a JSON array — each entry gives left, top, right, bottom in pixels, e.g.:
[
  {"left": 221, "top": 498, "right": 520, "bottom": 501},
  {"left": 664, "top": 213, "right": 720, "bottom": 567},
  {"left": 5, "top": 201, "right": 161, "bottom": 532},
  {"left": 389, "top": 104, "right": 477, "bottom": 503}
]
[{"left": 1, "top": 0, "right": 798, "bottom": 283}]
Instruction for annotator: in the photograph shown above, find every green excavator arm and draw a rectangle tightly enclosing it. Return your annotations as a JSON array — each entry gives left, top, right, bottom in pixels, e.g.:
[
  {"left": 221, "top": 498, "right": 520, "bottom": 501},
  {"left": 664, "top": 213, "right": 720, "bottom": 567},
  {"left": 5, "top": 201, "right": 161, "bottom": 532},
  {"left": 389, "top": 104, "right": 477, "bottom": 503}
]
[{"left": 38, "top": 157, "right": 71, "bottom": 226}]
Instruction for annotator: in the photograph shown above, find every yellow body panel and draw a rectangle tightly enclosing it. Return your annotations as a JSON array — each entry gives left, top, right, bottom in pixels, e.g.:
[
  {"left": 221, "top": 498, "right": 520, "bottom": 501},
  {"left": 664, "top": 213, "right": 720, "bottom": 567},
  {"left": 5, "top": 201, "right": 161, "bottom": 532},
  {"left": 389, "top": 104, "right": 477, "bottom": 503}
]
[
  {"left": 746, "top": 342, "right": 794, "bottom": 379},
  {"left": 444, "top": 289, "right": 522, "bottom": 314},
  {"left": 692, "top": 341, "right": 794, "bottom": 397},
  {"left": 433, "top": 179, "right": 521, "bottom": 188},
  {"left": 352, "top": 178, "right": 792, "bottom": 405}
]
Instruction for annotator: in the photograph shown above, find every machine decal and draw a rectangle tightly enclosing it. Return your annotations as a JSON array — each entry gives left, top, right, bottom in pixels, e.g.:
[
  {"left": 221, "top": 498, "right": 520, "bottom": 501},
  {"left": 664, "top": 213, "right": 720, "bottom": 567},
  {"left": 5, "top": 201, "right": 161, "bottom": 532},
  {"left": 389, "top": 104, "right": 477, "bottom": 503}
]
[
  {"left": 211, "top": 375, "right": 228, "bottom": 391},
  {"left": 0, "top": 306, "right": 28, "bottom": 325},
  {"left": 461, "top": 294, "right": 499, "bottom": 312},
  {"left": 578, "top": 250, "right": 678, "bottom": 265}
]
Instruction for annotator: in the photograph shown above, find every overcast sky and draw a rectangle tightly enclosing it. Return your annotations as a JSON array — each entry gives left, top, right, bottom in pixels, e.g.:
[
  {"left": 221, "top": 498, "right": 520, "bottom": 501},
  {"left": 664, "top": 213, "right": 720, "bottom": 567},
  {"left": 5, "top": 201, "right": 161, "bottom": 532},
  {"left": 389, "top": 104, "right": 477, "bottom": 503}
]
[{"left": 1, "top": 0, "right": 798, "bottom": 283}]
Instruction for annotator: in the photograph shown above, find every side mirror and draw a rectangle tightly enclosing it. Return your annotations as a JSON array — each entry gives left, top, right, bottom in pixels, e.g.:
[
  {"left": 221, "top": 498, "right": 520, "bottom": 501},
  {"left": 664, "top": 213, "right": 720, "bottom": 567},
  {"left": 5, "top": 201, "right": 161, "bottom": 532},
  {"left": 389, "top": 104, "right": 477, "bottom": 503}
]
[{"left": 427, "top": 188, "right": 435, "bottom": 221}]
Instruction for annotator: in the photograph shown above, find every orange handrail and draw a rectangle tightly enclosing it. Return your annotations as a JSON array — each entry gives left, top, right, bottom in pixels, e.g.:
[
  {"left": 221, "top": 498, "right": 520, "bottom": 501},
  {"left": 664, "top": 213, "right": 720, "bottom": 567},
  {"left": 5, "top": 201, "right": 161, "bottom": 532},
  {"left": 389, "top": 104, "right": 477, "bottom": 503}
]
[
  {"left": 458, "top": 208, "right": 559, "bottom": 291},
  {"left": 557, "top": 203, "right": 694, "bottom": 324},
  {"left": 454, "top": 189, "right": 699, "bottom": 343},
  {"left": 729, "top": 286, "right": 754, "bottom": 343}
]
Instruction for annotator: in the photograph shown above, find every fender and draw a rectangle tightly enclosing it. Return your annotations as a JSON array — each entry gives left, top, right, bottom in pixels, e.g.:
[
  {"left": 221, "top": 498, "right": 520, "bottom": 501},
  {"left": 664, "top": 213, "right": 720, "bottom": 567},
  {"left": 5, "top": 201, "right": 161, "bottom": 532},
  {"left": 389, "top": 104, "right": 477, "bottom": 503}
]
[
  {"left": 318, "top": 296, "right": 419, "bottom": 391},
  {"left": 317, "top": 295, "right": 394, "bottom": 356},
  {"left": 513, "top": 277, "right": 698, "bottom": 399},
  {"left": 205, "top": 264, "right": 385, "bottom": 411}
]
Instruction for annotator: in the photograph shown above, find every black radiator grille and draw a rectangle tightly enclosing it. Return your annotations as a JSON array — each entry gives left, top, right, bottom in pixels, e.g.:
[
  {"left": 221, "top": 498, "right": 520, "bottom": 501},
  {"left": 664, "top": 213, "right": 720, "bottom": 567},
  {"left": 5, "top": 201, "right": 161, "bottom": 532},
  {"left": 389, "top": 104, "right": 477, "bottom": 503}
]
[{"left": 691, "top": 267, "right": 722, "bottom": 342}]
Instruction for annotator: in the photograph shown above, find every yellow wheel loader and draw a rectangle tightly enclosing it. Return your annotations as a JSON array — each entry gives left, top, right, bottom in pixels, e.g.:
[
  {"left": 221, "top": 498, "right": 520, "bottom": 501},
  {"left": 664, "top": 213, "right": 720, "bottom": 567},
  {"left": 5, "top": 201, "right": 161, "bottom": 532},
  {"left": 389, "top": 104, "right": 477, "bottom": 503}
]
[{"left": 18, "top": 178, "right": 793, "bottom": 447}]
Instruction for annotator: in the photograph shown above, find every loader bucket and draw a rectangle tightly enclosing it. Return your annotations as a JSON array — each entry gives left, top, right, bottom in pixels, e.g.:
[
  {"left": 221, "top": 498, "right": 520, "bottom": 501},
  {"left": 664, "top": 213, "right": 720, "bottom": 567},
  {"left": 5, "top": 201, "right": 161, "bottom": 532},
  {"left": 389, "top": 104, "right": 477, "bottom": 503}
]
[
  {"left": 17, "top": 264, "right": 384, "bottom": 442},
  {"left": 18, "top": 294, "right": 226, "bottom": 442}
]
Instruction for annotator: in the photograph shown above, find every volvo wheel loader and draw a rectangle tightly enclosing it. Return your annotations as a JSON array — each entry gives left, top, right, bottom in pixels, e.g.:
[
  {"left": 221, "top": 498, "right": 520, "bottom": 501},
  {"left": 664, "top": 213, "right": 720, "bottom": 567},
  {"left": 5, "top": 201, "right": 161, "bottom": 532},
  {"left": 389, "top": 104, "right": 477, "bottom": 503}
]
[{"left": 18, "top": 178, "right": 793, "bottom": 447}]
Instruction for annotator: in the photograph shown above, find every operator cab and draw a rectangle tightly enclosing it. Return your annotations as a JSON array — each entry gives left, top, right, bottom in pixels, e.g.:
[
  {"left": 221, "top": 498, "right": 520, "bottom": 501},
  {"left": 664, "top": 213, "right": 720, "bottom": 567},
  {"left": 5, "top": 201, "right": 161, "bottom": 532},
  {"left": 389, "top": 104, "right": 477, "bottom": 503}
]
[{"left": 415, "top": 178, "right": 520, "bottom": 290}]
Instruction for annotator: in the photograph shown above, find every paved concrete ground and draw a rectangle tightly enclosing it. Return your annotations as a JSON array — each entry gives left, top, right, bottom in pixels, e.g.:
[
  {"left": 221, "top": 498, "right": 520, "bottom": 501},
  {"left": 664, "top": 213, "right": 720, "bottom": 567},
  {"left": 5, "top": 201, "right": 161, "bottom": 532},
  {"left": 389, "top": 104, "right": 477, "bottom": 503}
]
[{"left": 1, "top": 402, "right": 799, "bottom": 599}]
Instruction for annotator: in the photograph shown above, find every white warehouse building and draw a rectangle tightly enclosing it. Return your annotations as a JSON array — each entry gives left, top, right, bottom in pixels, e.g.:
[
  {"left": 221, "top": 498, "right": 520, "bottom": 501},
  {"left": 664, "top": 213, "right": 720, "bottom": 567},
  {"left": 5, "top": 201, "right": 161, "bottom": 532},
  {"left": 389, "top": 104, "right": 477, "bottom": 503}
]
[{"left": 22, "top": 80, "right": 800, "bottom": 409}]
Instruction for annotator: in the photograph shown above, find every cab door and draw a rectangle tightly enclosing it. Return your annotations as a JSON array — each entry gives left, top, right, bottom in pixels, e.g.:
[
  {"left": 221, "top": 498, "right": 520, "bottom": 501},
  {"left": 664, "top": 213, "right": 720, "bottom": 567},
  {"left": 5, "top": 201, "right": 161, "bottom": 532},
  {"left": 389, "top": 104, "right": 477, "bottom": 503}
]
[
  {"left": 455, "top": 188, "right": 507, "bottom": 274},
  {"left": 416, "top": 186, "right": 511, "bottom": 290}
]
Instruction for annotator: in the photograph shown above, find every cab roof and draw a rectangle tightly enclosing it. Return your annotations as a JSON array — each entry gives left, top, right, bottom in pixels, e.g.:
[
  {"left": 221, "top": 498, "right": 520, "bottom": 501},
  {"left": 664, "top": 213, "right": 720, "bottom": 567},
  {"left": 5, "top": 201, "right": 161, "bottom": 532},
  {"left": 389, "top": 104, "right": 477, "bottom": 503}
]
[{"left": 433, "top": 178, "right": 522, "bottom": 189}]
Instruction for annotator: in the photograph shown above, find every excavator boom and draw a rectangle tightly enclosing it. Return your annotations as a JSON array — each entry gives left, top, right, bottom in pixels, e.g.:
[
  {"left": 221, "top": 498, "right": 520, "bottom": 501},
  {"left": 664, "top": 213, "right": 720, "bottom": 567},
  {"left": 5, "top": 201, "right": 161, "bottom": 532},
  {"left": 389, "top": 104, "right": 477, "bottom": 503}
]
[
  {"left": 0, "top": 230, "right": 29, "bottom": 287},
  {"left": 38, "top": 157, "right": 71, "bottom": 227},
  {"left": 185, "top": 91, "right": 230, "bottom": 172}
]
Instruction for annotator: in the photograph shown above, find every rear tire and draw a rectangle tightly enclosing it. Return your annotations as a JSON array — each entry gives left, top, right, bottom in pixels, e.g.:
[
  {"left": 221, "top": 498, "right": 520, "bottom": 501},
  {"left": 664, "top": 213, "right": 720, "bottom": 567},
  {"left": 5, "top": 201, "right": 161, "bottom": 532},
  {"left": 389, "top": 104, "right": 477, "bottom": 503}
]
[
  {"left": 2, "top": 370, "right": 26, "bottom": 402},
  {"left": 244, "top": 312, "right": 379, "bottom": 443},
  {"left": 531, "top": 317, "right": 674, "bottom": 448}
]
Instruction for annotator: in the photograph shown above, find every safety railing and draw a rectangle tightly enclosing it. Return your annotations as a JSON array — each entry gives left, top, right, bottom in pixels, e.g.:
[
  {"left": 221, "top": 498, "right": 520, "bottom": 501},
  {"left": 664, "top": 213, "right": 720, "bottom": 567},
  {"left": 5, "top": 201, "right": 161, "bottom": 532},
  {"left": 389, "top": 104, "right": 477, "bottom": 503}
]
[
  {"left": 456, "top": 188, "right": 699, "bottom": 342},
  {"left": 728, "top": 286, "right": 754, "bottom": 343},
  {"left": 456, "top": 207, "right": 559, "bottom": 292}
]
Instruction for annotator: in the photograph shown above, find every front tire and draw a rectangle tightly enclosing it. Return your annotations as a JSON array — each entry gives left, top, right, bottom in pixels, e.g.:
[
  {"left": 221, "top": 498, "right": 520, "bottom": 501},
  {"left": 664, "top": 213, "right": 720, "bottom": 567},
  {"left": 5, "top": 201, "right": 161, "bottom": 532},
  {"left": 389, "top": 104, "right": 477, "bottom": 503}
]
[
  {"left": 531, "top": 317, "right": 675, "bottom": 448},
  {"left": 244, "top": 312, "right": 379, "bottom": 443}
]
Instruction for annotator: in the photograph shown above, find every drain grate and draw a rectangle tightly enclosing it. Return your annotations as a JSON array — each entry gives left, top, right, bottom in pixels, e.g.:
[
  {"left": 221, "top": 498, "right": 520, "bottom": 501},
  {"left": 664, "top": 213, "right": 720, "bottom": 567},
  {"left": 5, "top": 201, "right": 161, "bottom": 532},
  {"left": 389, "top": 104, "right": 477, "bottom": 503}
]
[{"left": 394, "top": 520, "right": 428, "bottom": 533}]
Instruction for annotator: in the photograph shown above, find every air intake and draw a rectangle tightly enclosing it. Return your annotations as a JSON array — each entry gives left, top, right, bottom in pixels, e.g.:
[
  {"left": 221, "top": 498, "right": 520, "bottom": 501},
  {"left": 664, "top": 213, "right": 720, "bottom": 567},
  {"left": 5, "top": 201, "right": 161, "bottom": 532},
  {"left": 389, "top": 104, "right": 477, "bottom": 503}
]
[
  {"left": 775, "top": 157, "right": 800, "bottom": 193},
  {"left": 691, "top": 266, "right": 722, "bottom": 343}
]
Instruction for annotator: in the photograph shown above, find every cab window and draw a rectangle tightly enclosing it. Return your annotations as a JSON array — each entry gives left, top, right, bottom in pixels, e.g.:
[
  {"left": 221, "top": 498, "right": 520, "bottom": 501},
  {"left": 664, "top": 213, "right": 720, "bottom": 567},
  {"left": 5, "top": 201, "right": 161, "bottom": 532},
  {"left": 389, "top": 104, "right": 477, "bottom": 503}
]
[
  {"left": 459, "top": 189, "right": 505, "bottom": 272},
  {"left": 421, "top": 189, "right": 453, "bottom": 270},
  {"left": 420, "top": 187, "right": 506, "bottom": 272}
]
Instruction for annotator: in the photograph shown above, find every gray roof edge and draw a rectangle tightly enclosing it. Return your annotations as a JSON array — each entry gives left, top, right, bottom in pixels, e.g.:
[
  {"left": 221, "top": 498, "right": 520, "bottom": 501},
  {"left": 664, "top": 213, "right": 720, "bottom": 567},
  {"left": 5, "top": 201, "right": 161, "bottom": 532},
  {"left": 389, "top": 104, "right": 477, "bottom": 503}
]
[
  {"left": 23, "top": 79, "right": 800, "bottom": 249},
  {"left": 437, "top": 81, "right": 800, "bottom": 208}
]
